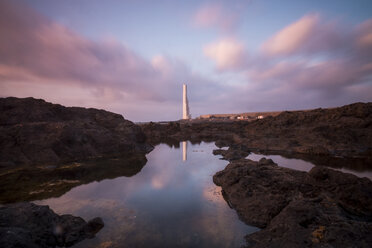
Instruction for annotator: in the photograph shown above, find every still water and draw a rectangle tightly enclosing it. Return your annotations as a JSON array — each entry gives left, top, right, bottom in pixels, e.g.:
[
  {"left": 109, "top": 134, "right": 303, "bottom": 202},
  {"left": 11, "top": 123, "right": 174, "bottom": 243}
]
[
  {"left": 247, "top": 153, "right": 372, "bottom": 180},
  {"left": 35, "top": 142, "right": 259, "bottom": 248}
]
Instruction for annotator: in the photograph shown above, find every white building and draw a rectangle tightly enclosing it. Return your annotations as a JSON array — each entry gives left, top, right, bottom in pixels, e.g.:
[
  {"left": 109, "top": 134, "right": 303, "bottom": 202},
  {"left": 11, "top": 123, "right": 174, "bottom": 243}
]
[{"left": 182, "top": 84, "right": 191, "bottom": 119}]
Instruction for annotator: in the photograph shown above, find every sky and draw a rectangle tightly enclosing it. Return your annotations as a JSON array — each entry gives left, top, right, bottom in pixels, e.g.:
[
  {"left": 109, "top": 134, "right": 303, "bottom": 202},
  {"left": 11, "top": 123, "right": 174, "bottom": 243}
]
[{"left": 0, "top": 0, "right": 371, "bottom": 121}]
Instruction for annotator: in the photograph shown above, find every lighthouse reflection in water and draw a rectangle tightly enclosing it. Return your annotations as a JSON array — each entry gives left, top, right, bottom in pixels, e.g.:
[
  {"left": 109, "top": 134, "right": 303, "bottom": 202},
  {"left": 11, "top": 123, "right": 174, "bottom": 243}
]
[
  {"left": 36, "top": 141, "right": 257, "bottom": 248},
  {"left": 182, "top": 141, "right": 187, "bottom": 161}
]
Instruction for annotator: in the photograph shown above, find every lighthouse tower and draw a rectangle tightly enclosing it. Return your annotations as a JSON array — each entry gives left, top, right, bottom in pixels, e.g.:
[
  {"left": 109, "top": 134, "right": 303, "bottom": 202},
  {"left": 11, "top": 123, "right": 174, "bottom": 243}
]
[{"left": 182, "top": 84, "right": 191, "bottom": 120}]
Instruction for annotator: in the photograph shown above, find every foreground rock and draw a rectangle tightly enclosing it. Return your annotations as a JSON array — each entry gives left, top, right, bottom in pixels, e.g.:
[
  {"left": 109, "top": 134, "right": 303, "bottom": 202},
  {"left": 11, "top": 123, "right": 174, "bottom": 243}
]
[
  {"left": 0, "top": 154, "right": 147, "bottom": 204},
  {"left": 0, "top": 202, "right": 104, "bottom": 248},
  {"left": 0, "top": 97, "right": 153, "bottom": 167},
  {"left": 213, "top": 158, "right": 372, "bottom": 247}
]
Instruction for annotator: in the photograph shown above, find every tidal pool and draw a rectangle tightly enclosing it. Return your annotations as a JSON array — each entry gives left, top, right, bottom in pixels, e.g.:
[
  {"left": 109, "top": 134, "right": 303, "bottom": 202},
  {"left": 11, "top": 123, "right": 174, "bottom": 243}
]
[
  {"left": 247, "top": 153, "right": 372, "bottom": 180},
  {"left": 35, "top": 142, "right": 259, "bottom": 248}
]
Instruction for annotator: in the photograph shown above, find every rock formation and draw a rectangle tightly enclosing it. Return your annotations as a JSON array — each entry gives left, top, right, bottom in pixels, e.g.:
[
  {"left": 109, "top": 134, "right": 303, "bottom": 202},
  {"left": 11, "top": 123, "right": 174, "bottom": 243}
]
[
  {"left": 0, "top": 202, "right": 104, "bottom": 248},
  {"left": 0, "top": 154, "right": 147, "bottom": 204},
  {"left": 0, "top": 97, "right": 153, "bottom": 167},
  {"left": 141, "top": 102, "right": 372, "bottom": 159},
  {"left": 213, "top": 158, "right": 372, "bottom": 247}
]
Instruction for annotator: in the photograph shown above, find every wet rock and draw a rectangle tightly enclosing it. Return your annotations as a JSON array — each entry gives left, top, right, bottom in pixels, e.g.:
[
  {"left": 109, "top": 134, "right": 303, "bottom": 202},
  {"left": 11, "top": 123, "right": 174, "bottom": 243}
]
[
  {"left": 213, "top": 159, "right": 372, "bottom": 247},
  {"left": 0, "top": 154, "right": 147, "bottom": 204},
  {"left": 246, "top": 197, "right": 372, "bottom": 248},
  {"left": 215, "top": 140, "right": 230, "bottom": 148},
  {"left": 0, "top": 97, "right": 153, "bottom": 167},
  {"left": 84, "top": 217, "right": 104, "bottom": 238},
  {"left": 213, "top": 145, "right": 250, "bottom": 161},
  {"left": 0, "top": 202, "right": 104, "bottom": 248},
  {"left": 212, "top": 144, "right": 250, "bottom": 161}
]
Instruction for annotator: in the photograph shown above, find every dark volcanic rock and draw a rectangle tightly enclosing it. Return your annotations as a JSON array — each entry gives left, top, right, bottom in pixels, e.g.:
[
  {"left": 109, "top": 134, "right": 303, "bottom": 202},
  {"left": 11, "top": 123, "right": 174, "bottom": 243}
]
[
  {"left": 141, "top": 102, "right": 372, "bottom": 159},
  {"left": 0, "top": 154, "right": 147, "bottom": 204},
  {"left": 213, "top": 144, "right": 250, "bottom": 161},
  {"left": 213, "top": 158, "right": 372, "bottom": 247},
  {"left": 0, "top": 97, "right": 153, "bottom": 167},
  {"left": 243, "top": 103, "right": 372, "bottom": 158},
  {"left": 0, "top": 202, "right": 104, "bottom": 248}
]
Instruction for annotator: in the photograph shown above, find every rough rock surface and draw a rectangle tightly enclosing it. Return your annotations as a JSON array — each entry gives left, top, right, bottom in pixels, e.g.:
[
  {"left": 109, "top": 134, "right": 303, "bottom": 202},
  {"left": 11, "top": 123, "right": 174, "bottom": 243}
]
[
  {"left": 0, "top": 202, "right": 104, "bottom": 248},
  {"left": 243, "top": 103, "right": 372, "bottom": 158},
  {"left": 213, "top": 158, "right": 372, "bottom": 247},
  {"left": 213, "top": 144, "right": 250, "bottom": 161},
  {"left": 0, "top": 97, "right": 153, "bottom": 167},
  {"left": 0, "top": 154, "right": 147, "bottom": 204},
  {"left": 141, "top": 102, "right": 372, "bottom": 159}
]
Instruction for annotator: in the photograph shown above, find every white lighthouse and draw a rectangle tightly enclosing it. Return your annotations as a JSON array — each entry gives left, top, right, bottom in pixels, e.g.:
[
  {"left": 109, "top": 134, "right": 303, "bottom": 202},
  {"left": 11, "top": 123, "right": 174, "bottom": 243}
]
[{"left": 182, "top": 84, "right": 191, "bottom": 120}]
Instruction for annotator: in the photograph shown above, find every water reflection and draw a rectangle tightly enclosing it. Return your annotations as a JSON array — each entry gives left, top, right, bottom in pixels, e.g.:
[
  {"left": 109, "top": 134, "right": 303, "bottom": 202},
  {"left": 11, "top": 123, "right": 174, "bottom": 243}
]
[
  {"left": 35, "top": 142, "right": 258, "bottom": 248},
  {"left": 247, "top": 153, "right": 372, "bottom": 180},
  {"left": 182, "top": 141, "right": 187, "bottom": 161},
  {"left": 0, "top": 154, "right": 147, "bottom": 203}
]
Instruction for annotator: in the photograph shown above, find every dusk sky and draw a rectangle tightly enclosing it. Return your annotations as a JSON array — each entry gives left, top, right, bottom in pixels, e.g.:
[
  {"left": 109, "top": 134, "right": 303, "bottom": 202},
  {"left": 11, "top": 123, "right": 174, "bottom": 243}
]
[{"left": 1, "top": 0, "right": 372, "bottom": 121}]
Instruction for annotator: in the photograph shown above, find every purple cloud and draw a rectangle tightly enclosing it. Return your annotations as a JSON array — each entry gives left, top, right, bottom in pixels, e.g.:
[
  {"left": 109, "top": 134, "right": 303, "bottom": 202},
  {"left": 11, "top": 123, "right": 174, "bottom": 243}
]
[
  {"left": 203, "top": 13, "right": 372, "bottom": 110},
  {"left": 0, "top": 1, "right": 226, "bottom": 121}
]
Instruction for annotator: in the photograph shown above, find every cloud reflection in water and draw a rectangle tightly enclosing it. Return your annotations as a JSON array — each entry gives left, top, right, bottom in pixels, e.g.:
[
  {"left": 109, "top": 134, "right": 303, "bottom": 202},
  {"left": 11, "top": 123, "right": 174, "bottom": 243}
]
[{"left": 35, "top": 142, "right": 258, "bottom": 248}]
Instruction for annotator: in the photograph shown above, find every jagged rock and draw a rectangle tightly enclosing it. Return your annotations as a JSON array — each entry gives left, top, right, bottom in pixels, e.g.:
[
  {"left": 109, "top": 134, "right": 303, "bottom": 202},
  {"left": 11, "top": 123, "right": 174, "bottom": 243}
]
[
  {"left": 0, "top": 202, "right": 104, "bottom": 248},
  {"left": 141, "top": 102, "right": 372, "bottom": 159},
  {"left": 213, "top": 158, "right": 372, "bottom": 247},
  {"left": 213, "top": 144, "right": 250, "bottom": 161},
  {"left": 0, "top": 97, "right": 153, "bottom": 167}
]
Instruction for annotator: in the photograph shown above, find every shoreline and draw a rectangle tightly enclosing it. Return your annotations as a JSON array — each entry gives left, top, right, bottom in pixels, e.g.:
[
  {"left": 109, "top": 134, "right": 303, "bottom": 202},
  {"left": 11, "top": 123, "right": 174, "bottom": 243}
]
[{"left": 0, "top": 97, "right": 371, "bottom": 247}]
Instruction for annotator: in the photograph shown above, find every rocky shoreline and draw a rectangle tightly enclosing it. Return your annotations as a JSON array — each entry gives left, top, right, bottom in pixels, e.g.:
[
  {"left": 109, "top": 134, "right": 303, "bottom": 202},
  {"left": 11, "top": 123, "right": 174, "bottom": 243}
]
[
  {"left": 0, "top": 98, "right": 371, "bottom": 247},
  {"left": 213, "top": 158, "right": 372, "bottom": 247},
  {"left": 0, "top": 154, "right": 147, "bottom": 204},
  {"left": 141, "top": 102, "right": 372, "bottom": 247},
  {"left": 141, "top": 102, "right": 372, "bottom": 159},
  {"left": 0, "top": 97, "right": 154, "bottom": 247},
  {"left": 0, "top": 202, "right": 104, "bottom": 248},
  {"left": 0, "top": 97, "right": 153, "bottom": 167}
]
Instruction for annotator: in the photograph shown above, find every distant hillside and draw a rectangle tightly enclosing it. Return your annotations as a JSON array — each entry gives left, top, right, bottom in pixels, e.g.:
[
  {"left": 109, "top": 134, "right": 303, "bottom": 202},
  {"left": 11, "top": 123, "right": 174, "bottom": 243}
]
[{"left": 197, "top": 107, "right": 339, "bottom": 120}]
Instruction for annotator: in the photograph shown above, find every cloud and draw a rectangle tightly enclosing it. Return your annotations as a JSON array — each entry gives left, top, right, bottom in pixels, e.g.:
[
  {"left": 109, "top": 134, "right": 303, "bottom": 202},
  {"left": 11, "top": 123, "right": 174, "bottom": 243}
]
[
  {"left": 356, "top": 19, "right": 372, "bottom": 48},
  {"left": 261, "top": 14, "right": 320, "bottom": 55},
  {"left": 1, "top": 0, "right": 371, "bottom": 121},
  {"left": 0, "top": 1, "right": 161, "bottom": 99},
  {"left": 193, "top": 3, "right": 238, "bottom": 33},
  {"left": 253, "top": 15, "right": 372, "bottom": 94},
  {"left": 203, "top": 13, "right": 372, "bottom": 111},
  {"left": 0, "top": 0, "right": 225, "bottom": 121},
  {"left": 203, "top": 38, "right": 246, "bottom": 70},
  {"left": 355, "top": 19, "right": 372, "bottom": 64},
  {"left": 261, "top": 13, "right": 351, "bottom": 57}
]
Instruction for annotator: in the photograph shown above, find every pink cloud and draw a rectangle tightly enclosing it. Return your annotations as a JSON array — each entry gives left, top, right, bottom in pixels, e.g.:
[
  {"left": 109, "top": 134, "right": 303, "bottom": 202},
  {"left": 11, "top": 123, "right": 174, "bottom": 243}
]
[
  {"left": 203, "top": 38, "right": 246, "bottom": 70},
  {"left": 203, "top": 13, "right": 372, "bottom": 111},
  {"left": 193, "top": 3, "right": 238, "bottom": 33},
  {"left": 261, "top": 13, "right": 350, "bottom": 57},
  {"left": 0, "top": 1, "right": 156, "bottom": 94},
  {"left": 261, "top": 14, "right": 320, "bottom": 55},
  {"left": 253, "top": 16, "right": 372, "bottom": 94},
  {"left": 248, "top": 61, "right": 305, "bottom": 82},
  {"left": 355, "top": 19, "right": 372, "bottom": 64},
  {"left": 356, "top": 19, "right": 372, "bottom": 48},
  {"left": 0, "top": 1, "right": 226, "bottom": 121}
]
